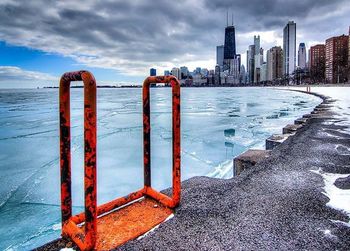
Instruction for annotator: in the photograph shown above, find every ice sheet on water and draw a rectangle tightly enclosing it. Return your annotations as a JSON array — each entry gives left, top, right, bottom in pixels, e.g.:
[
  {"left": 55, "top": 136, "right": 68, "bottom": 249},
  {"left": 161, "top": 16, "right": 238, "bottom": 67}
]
[{"left": 0, "top": 87, "right": 322, "bottom": 250}]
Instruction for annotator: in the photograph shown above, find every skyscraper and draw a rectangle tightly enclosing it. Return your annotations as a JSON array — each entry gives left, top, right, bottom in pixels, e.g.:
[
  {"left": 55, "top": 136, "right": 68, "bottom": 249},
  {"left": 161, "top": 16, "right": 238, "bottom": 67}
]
[
  {"left": 247, "top": 45, "right": 255, "bottom": 83},
  {"left": 298, "top": 43, "right": 307, "bottom": 69},
  {"left": 325, "top": 34, "right": 349, "bottom": 83},
  {"left": 253, "top": 35, "right": 261, "bottom": 83},
  {"left": 222, "top": 20, "right": 240, "bottom": 84},
  {"left": 283, "top": 21, "right": 296, "bottom": 76},
  {"left": 267, "top": 46, "right": 283, "bottom": 81},
  {"left": 224, "top": 25, "right": 236, "bottom": 60},
  {"left": 216, "top": 45, "right": 224, "bottom": 69}
]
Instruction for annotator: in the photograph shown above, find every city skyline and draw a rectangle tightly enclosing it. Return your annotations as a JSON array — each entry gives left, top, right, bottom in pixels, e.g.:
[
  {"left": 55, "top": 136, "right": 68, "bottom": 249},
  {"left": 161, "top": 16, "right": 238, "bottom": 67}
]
[{"left": 0, "top": 0, "right": 349, "bottom": 87}]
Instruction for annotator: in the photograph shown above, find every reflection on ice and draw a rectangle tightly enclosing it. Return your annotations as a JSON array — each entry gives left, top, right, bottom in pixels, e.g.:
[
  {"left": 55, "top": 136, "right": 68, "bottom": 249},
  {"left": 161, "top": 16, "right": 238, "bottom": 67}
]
[{"left": 0, "top": 87, "right": 321, "bottom": 250}]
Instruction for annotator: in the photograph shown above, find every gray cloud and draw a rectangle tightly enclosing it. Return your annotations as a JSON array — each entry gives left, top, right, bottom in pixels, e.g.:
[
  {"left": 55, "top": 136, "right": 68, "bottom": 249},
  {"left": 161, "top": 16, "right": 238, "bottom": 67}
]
[
  {"left": 0, "top": 0, "right": 349, "bottom": 76},
  {"left": 0, "top": 66, "right": 56, "bottom": 88}
]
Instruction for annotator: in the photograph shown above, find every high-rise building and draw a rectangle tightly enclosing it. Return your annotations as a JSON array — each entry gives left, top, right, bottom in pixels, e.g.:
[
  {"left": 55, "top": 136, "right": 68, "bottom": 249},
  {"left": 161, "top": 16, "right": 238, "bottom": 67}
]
[
  {"left": 247, "top": 45, "right": 255, "bottom": 83},
  {"left": 222, "top": 22, "right": 241, "bottom": 83},
  {"left": 240, "top": 64, "right": 246, "bottom": 83},
  {"left": 224, "top": 25, "right": 236, "bottom": 60},
  {"left": 253, "top": 35, "right": 261, "bottom": 83},
  {"left": 325, "top": 34, "right": 349, "bottom": 83},
  {"left": 216, "top": 45, "right": 224, "bottom": 69},
  {"left": 298, "top": 43, "right": 307, "bottom": 69},
  {"left": 260, "top": 62, "right": 267, "bottom": 82},
  {"left": 254, "top": 35, "right": 260, "bottom": 57},
  {"left": 309, "top": 44, "right": 326, "bottom": 82},
  {"left": 267, "top": 46, "right": 283, "bottom": 81},
  {"left": 150, "top": 68, "right": 156, "bottom": 76},
  {"left": 228, "top": 54, "right": 241, "bottom": 84},
  {"left": 283, "top": 21, "right": 296, "bottom": 76},
  {"left": 171, "top": 67, "right": 181, "bottom": 80},
  {"left": 164, "top": 70, "right": 170, "bottom": 76}
]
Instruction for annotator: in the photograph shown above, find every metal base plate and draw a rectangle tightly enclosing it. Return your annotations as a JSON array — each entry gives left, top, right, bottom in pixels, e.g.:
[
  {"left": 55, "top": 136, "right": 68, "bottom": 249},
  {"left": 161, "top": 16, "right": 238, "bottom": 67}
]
[{"left": 81, "top": 197, "right": 173, "bottom": 250}]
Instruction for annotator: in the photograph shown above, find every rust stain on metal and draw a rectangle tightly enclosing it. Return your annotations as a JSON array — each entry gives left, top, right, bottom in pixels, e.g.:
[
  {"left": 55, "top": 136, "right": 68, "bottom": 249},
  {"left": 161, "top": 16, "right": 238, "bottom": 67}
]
[{"left": 59, "top": 72, "right": 181, "bottom": 250}]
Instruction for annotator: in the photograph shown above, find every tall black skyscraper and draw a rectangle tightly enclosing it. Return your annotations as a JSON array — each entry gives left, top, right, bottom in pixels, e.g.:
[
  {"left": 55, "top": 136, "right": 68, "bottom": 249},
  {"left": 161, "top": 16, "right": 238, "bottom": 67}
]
[{"left": 224, "top": 25, "right": 236, "bottom": 59}]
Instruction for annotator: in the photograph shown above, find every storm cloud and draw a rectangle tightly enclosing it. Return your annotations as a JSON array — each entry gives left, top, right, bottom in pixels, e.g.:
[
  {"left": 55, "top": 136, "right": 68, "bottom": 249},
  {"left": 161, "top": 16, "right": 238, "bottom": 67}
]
[{"left": 0, "top": 0, "right": 349, "bottom": 77}]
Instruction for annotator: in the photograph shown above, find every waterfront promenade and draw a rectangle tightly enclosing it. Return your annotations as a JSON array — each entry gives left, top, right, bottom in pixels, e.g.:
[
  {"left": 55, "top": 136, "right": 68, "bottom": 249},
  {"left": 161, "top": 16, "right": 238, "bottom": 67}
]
[{"left": 38, "top": 88, "right": 350, "bottom": 250}]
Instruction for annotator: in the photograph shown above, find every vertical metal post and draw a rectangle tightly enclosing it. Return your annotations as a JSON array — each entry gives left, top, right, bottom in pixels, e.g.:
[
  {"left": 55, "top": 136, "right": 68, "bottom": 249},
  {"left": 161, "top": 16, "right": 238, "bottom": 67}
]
[
  {"left": 143, "top": 84, "right": 151, "bottom": 187},
  {"left": 60, "top": 70, "right": 97, "bottom": 250},
  {"left": 142, "top": 76, "right": 181, "bottom": 206}
]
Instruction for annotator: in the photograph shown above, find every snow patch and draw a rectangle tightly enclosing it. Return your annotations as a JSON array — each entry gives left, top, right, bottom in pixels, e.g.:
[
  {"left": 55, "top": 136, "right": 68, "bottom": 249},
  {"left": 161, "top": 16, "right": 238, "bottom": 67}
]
[{"left": 311, "top": 169, "right": 350, "bottom": 225}]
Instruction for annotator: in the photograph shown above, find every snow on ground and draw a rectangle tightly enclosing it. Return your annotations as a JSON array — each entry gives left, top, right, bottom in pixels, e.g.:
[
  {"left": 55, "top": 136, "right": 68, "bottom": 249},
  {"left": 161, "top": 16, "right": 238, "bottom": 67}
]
[{"left": 311, "top": 169, "right": 350, "bottom": 224}]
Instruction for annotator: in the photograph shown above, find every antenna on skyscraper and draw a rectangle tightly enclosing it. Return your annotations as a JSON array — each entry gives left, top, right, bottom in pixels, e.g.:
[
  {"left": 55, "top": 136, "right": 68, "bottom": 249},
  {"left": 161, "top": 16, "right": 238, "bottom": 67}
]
[
  {"left": 232, "top": 12, "right": 234, "bottom": 25},
  {"left": 226, "top": 10, "right": 228, "bottom": 27}
]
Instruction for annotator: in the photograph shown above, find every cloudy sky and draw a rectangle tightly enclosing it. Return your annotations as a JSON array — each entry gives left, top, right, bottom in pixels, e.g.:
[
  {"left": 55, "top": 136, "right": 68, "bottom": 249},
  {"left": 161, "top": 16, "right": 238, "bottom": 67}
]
[{"left": 0, "top": 0, "right": 349, "bottom": 87}]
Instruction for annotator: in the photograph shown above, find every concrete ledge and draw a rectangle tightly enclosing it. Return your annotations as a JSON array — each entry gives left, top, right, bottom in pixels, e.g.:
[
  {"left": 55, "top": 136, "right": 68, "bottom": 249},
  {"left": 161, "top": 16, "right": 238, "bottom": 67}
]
[
  {"left": 266, "top": 134, "right": 291, "bottom": 150},
  {"left": 314, "top": 107, "right": 330, "bottom": 112},
  {"left": 316, "top": 104, "right": 331, "bottom": 109},
  {"left": 234, "top": 149, "right": 271, "bottom": 176},
  {"left": 294, "top": 118, "right": 308, "bottom": 125},
  {"left": 282, "top": 124, "right": 302, "bottom": 134},
  {"left": 302, "top": 114, "right": 312, "bottom": 118}
]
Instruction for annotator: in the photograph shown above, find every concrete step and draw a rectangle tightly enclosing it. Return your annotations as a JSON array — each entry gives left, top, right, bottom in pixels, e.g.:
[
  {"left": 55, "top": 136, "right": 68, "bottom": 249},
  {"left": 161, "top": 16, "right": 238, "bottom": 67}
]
[
  {"left": 234, "top": 149, "right": 271, "bottom": 176},
  {"left": 282, "top": 124, "right": 302, "bottom": 134},
  {"left": 294, "top": 118, "right": 308, "bottom": 125},
  {"left": 266, "top": 134, "right": 292, "bottom": 150}
]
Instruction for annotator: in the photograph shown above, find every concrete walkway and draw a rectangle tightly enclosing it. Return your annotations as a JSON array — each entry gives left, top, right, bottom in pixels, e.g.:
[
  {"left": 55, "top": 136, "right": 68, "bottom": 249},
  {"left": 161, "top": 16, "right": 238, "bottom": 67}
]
[{"left": 119, "top": 94, "right": 350, "bottom": 251}]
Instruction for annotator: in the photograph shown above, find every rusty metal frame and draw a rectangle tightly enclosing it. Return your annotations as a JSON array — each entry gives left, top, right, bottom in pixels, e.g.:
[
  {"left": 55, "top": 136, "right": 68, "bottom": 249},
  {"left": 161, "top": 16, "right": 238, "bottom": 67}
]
[
  {"left": 142, "top": 76, "right": 181, "bottom": 208},
  {"left": 59, "top": 72, "right": 181, "bottom": 251}
]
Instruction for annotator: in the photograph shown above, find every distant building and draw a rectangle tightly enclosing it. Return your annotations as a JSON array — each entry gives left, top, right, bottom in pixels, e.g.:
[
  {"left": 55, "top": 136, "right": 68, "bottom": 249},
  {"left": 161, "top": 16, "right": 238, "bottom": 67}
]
[
  {"left": 180, "top": 66, "right": 189, "bottom": 79},
  {"left": 298, "top": 43, "right": 307, "bottom": 69},
  {"left": 215, "top": 64, "right": 221, "bottom": 85},
  {"left": 201, "top": 68, "right": 209, "bottom": 77},
  {"left": 150, "top": 68, "right": 156, "bottom": 76},
  {"left": 260, "top": 62, "right": 267, "bottom": 82},
  {"left": 267, "top": 46, "right": 283, "bottom": 81},
  {"left": 253, "top": 35, "right": 262, "bottom": 83},
  {"left": 309, "top": 44, "right": 326, "bottom": 82},
  {"left": 195, "top": 67, "right": 201, "bottom": 74},
  {"left": 171, "top": 67, "right": 181, "bottom": 80},
  {"left": 283, "top": 21, "right": 296, "bottom": 76},
  {"left": 240, "top": 64, "right": 247, "bottom": 83},
  {"left": 228, "top": 55, "right": 241, "bottom": 84},
  {"left": 164, "top": 70, "right": 170, "bottom": 76},
  {"left": 325, "top": 34, "right": 349, "bottom": 83},
  {"left": 216, "top": 45, "right": 224, "bottom": 69},
  {"left": 247, "top": 45, "right": 255, "bottom": 83}
]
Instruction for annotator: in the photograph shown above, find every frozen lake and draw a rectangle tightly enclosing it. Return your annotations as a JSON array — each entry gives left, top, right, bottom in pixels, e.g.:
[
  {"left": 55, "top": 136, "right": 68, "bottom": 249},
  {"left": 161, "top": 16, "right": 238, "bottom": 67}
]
[{"left": 0, "top": 87, "right": 321, "bottom": 250}]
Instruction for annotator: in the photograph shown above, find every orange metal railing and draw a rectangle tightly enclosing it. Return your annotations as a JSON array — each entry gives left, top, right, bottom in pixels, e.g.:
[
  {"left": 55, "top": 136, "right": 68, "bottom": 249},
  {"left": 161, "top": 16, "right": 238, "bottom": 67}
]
[{"left": 59, "top": 71, "right": 181, "bottom": 250}]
